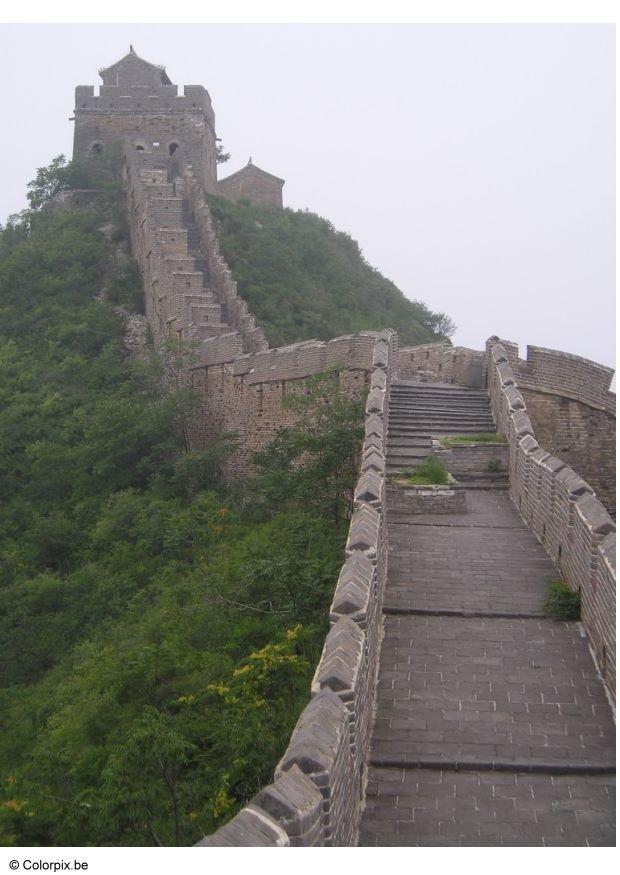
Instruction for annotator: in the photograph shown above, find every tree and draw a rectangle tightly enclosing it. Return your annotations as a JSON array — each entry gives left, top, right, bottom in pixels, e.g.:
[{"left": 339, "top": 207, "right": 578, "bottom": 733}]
[
  {"left": 26, "top": 155, "right": 70, "bottom": 210},
  {"left": 215, "top": 143, "right": 230, "bottom": 164},
  {"left": 253, "top": 369, "right": 364, "bottom": 524}
]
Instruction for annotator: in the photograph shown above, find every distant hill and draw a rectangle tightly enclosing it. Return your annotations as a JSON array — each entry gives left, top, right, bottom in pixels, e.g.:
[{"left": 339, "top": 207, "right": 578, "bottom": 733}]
[{"left": 207, "top": 196, "right": 454, "bottom": 348}]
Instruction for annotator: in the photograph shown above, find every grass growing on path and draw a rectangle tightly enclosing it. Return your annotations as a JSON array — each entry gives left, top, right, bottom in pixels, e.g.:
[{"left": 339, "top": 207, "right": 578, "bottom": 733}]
[{"left": 403, "top": 456, "right": 450, "bottom": 486}]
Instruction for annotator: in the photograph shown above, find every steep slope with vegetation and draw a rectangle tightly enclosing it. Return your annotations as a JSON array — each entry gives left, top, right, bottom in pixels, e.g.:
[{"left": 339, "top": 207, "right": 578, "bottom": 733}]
[
  {"left": 207, "top": 194, "right": 454, "bottom": 348},
  {"left": 0, "top": 158, "right": 363, "bottom": 846}
]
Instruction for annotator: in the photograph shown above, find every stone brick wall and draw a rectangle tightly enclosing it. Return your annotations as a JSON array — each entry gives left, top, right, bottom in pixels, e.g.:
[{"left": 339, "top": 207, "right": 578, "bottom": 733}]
[
  {"left": 434, "top": 443, "right": 509, "bottom": 478},
  {"left": 386, "top": 483, "right": 468, "bottom": 515},
  {"left": 186, "top": 334, "right": 378, "bottom": 473},
  {"left": 487, "top": 338, "right": 615, "bottom": 513},
  {"left": 487, "top": 342, "right": 616, "bottom": 700},
  {"left": 519, "top": 389, "right": 615, "bottom": 512},
  {"left": 396, "top": 341, "right": 486, "bottom": 387},
  {"left": 197, "top": 330, "right": 396, "bottom": 846}
]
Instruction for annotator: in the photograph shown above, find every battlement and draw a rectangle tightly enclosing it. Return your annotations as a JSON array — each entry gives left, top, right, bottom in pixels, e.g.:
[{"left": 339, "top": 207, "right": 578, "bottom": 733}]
[
  {"left": 74, "top": 84, "right": 214, "bottom": 122},
  {"left": 488, "top": 337, "right": 615, "bottom": 413}
]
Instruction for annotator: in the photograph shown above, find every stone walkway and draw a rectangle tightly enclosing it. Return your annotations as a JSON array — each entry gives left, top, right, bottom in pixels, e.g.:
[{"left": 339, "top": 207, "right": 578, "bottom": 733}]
[{"left": 360, "top": 489, "right": 616, "bottom": 847}]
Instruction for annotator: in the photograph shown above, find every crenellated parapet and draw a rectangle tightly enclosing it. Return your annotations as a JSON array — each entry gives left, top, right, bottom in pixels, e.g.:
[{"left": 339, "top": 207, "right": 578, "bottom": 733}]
[
  {"left": 486, "top": 339, "right": 616, "bottom": 700},
  {"left": 487, "top": 337, "right": 615, "bottom": 510},
  {"left": 197, "top": 330, "right": 397, "bottom": 846}
]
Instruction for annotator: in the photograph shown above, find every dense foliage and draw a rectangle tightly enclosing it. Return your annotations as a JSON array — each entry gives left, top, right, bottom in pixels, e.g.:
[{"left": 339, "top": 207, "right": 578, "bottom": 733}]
[
  {"left": 0, "top": 159, "right": 363, "bottom": 846},
  {"left": 208, "top": 194, "right": 455, "bottom": 348}
]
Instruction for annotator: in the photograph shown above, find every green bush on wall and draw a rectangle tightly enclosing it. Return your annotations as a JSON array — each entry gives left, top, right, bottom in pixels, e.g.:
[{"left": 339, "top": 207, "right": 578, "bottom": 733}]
[{"left": 544, "top": 581, "right": 581, "bottom": 621}]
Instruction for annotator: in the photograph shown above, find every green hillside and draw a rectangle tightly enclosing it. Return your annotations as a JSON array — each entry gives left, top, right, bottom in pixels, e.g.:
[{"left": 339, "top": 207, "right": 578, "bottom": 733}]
[
  {"left": 207, "top": 195, "right": 454, "bottom": 348},
  {"left": 0, "top": 160, "right": 361, "bottom": 846}
]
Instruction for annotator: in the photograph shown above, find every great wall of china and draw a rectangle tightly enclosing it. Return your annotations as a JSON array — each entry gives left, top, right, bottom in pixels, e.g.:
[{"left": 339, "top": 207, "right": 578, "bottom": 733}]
[{"left": 72, "top": 50, "right": 616, "bottom": 846}]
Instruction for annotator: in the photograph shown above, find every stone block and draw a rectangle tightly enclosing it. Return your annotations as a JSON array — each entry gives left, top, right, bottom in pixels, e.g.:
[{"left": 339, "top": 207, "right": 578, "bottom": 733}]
[
  {"left": 372, "top": 342, "right": 389, "bottom": 370},
  {"left": 519, "top": 434, "right": 539, "bottom": 455},
  {"left": 371, "top": 369, "right": 387, "bottom": 391},
  {"left": 254, "top": 766, "right": 324, "bottom": 843},
  {"left": 345, "top": 504, "right": 380, "bottom": 557},
  {"left": 505, "top": 385, "right": 526, "bottom": 411},
  {"left": 497, "top": 361, "right": 516, "bottom": 386},
  {"left": 556, "top": 466, "right": 595, "bottom": 498},
  {"left": 491, "top": 344, "right": 508, "bottom": 364},
  {"left": 512, "top": 410, "right": 534, "bottom": 438},
  {"left": 365, "top": 414, "right": 384, "bottom": 439},
  {"left": 330, "top": 552, "right": 375, "bottom": 625},
  {"left": 196, "top": 805, "right": 290, "bottom": 847},
  {"left": 354, "top": 470, "right": 383, "bottom": 507},
  {"left": 277, "top": 690, "right": 349, "bottom": 779},
  {"left": 598, "top": 532, "right": 616, "bottom": 572},
  {"left": 360, "top": 450, "right": 386, "bottom": 475},
  {"left": 365, "top": 387, "right": 385, "bottom": 415},
  {"left": 575, "top": 493, "right": 615, "bottom": 536},
  {"left": 311, "top": 617, "right": 365, "bottom": 697}
]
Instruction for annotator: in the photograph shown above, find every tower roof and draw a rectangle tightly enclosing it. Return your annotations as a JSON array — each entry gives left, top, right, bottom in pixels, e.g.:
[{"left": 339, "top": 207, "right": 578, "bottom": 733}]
[
  {"left": 99, "top": 46, "right": 173, "bottom": 86},
  {"left": 219, "top": 160, "right": 285, "bottom": 186}
]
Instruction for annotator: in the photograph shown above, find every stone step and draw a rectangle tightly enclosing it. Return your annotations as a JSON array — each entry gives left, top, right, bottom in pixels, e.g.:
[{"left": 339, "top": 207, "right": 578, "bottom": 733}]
[
  {"left": 389, "top": 413, "right": 495, "bottom": 422},
  {"left": 387, "top": 440, "right": 434, "bottom": 449},
  {"left": 189, "top": 323, "right": 234, "bottom": 339},
  {"left": 389, "top": 410, "right": 493, "bottom": 424},
  {"left": 389, "top": 420, "right": 496, "bottom": 430},
  {"left": 389, "top": 405, "right": 492, "bottom": 415},
  {"left": 391, "top": 390, "right": 490, "bottom": 398}
]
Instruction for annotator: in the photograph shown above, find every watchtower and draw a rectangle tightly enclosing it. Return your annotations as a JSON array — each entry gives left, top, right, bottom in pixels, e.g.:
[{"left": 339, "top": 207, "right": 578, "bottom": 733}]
[{"left": 72, "top": 47, "right": 218, "bottom": 193}]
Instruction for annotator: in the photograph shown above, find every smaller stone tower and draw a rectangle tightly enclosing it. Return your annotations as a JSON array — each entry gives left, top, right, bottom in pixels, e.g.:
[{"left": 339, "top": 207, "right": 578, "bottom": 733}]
[
  {"left": 72, "top": 47, "right": 218, "bottom": 193},
  {"left": 218, "top": 158, "right": 285, "bottom": 208}
]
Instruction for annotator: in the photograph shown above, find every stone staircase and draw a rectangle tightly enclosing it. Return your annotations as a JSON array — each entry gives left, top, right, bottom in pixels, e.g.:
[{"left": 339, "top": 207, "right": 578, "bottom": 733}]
[
  {"left": 136, "top": 159, "right": 236, "bottom": 344},
  {"left": 387, "top": 380, "right": 496, "bottom": 474}
]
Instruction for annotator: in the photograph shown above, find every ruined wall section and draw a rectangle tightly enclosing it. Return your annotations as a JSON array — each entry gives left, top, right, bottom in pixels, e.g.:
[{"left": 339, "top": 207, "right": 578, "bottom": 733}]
[
  {"left": 197, "top": 330, "right": 396, "bottom": 847},
  {"left": 487, "top": 341, "right": 616, "bottom": 700}
]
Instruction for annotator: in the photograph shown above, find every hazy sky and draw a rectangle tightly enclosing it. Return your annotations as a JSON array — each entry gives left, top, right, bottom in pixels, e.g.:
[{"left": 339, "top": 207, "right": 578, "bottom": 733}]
[{"left": 0, "top": 23, "right": 615, "bottom": 368}]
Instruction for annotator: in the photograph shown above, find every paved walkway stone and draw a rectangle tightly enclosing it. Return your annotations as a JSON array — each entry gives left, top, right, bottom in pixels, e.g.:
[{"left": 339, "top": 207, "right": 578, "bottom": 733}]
[
  {"left": 360, "top": 769, "right": 615, "bottom": 846},
  {"left": 360, "top": 383, "right": 615, "bottom": 846}
]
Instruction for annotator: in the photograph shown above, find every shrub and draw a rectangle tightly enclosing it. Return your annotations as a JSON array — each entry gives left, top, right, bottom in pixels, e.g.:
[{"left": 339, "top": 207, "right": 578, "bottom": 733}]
[
  {"left": 544, "top": 581, "right": 581, "bottom": 620},
  {"left": 404, "top": 456, "right": 450, "bottom": 485}
]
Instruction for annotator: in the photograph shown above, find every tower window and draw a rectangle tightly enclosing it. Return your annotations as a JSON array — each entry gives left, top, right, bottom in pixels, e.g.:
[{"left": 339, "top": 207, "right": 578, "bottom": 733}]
[
  {"left": 135, "top": 145, "right": 145, "bottom": 151},
  {"left": 91, "top": 142, "right": 103, "bottom": 155},
  {"left": 169, "top": 142, "right": 179, "bottom": 156}
]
